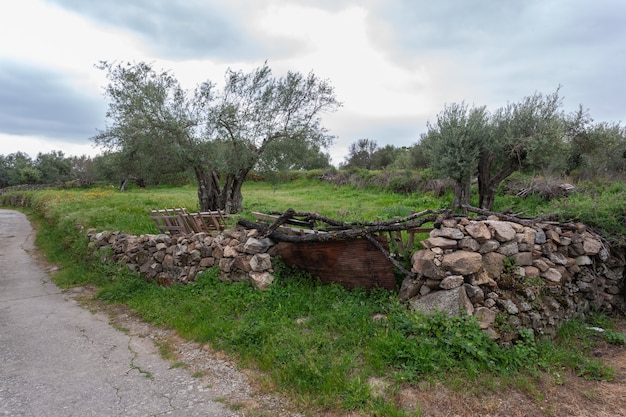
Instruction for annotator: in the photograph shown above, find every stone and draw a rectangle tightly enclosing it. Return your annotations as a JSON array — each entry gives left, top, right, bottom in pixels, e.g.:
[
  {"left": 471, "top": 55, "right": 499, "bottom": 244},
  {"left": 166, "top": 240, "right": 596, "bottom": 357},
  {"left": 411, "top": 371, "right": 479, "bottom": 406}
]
[
  {"left": 575, "top": 255, "right": 593, "bottom": 266},
  {"left": 474, "top": 307, "right": 496, "bottom": 329},
  {"left": 479, "top": 240, "right": 500, "bottom": 254},
  {"left": 482, "top": 252, "right": 506, "bottom": 279},
  {"left": 496, "top": 240, "right": 519, "bottom": 256},
  {"left": 458, "top": 237, "right": 481, "bottom": 252},
  {"left": 199, "top": 257, "right": 214, "bottom": 267},
  {"left": 582, "top": 237, "right": 602, "bottom": 255},
  {"left": 398, "top": 278, "right": 423, "bottom": 302},
  {"left": 442, "top": 251, "right": 483, "bottom": 275},
  {"left": 523, "top": 265, "right": 540, "bottom": 279},
  {"left": 469, "top": 270, "right": 498, "bottom": 288},
  {"left": 409, "top": 286, "right": 474, "bottom": 317},
  {"left": 465, "top": 222, "right": 492, "bottom": 242},
  {"left": 223, "top": 245, "right": 238, "bottom": 258},
  {"left": 541, "top": 268, "right": 562, "bottom": 283},
  {"left": 232, "top": 256, "right": 252, "bottom": 272},
  {"left": 440, "top": 275, "right": 465, "bottom": 289},
  {"left": 411, "top": 249, "right": 445, "bottom": 279},
  {"left": 243, "top": 237, "right": 275, "bottom": 254},
  {"left": 545, "top": 229, "right": 561, "bottom": 244},
  {"left": 424, "top": 279, "right": 442, "bottom": 289},
  {"left": 430, "top": 227, "right": 465, "bottom": 240},
  {"left": 512, "top": 251, "right": 533, "bottom": 266},
  {"left": 534, "top": 228, "right": 547, "bottom": 244},
  {"left": 548, "top": 251, "right": 569, "bottom": 266},
  {"left": 219, "top": 258, "right": 233, "bottom": 272},
  {"left": 498, "top": 299, "right": 519, "bottom": 315},
  {"left": 421, "top": 237, "right": 458, "bottom": 250},
  {"left": 250, "top": 253, "right": 272, "bottom": 272},
  {"left": 484, "top": 220, "right": 517, "bottom": 242},
  {"left": 532, "top": 258, "right": 550, "bottom": 272},
  {"left": 249, "top": 271, "right": 274, "bottom": 290},
  {"left": 519, "top": 227, "right": 537, "bottom": 245},
  {"left": 464, "top": 283, "right": 485, "bottom": 304}
]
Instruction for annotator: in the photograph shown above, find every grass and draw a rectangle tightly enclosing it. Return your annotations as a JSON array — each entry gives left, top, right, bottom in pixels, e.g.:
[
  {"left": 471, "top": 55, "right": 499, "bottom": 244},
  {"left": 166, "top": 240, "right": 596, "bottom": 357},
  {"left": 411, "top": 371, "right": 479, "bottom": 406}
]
[{"left": 2, "top": 176, "right": 625, "bottom": 416}]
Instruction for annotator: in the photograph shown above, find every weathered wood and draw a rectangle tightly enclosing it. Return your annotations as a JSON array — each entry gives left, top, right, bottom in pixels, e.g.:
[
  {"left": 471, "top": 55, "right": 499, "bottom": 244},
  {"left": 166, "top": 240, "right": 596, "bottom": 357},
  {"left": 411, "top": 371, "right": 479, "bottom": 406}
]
[
  {"left": 364, "top": 233, "right": 415, "bottom": 279},
  {"left": 151, "top": 208, "right": 227, "bottom": 235},
  {"left": 238, "top": 215, "right": 440, "bottom": 243},
  {"left": 276, "top": 236, "right": 397, "bottom": 290},
  {"left": 461, "top": 204, "right": 559, "bottom": 226}
]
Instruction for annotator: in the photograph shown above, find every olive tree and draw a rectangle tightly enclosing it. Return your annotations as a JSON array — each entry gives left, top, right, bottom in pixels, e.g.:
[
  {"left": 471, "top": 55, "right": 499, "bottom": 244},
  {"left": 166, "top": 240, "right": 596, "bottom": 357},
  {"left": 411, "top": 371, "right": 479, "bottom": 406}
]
[
  {"left": 564, "top": 106, "right": 626, "bottom": 179},
  {"left": 422, "top": 90, "right": 566, "bottom": 211},
  {"left": 477, "top": 90, "right": 565, "bottom": 209},
  {"left": 422, "top": 102, "right": 489, "bottom": 209},
  {"left": 95, "top": 61, "right": 340, "bottom": 213}
]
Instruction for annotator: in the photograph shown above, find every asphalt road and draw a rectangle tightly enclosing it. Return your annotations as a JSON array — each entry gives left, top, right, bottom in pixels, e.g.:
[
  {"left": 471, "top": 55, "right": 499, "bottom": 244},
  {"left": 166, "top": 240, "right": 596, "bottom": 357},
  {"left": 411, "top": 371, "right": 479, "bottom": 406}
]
[{"left": 0, "top": 209, "right": 238, "bottom": 417}]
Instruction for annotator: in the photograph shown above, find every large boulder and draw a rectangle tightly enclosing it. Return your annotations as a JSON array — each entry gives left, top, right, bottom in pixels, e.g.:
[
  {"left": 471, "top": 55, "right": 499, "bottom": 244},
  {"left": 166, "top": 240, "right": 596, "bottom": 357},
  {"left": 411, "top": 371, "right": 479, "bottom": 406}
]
[
  {"left": 442, "top": 251, "right": 483, "bottom": 275},
  {"left": 409, "top": 286, "right": 474, "bottom": 317}
]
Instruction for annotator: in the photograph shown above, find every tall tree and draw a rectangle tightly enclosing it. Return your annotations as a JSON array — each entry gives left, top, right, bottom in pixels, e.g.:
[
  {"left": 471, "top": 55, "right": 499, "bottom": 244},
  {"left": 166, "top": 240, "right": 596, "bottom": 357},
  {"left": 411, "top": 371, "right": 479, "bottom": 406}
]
[
  {"left": 422, "top": 103, "right": 489, "bottom": 209},
  {"left": 95, "top": 61, "right": 340, "bottom": 213},
  {"left": 477, "top": 90, "right": 564, "bottom": 209}
]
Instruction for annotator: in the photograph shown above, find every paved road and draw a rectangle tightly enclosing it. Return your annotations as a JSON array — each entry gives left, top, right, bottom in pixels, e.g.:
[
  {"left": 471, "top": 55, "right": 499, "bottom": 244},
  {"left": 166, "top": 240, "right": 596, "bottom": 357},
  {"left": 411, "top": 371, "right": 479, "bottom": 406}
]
[{"left": 0, "top": 209, "right": 238, "bottom": 417}]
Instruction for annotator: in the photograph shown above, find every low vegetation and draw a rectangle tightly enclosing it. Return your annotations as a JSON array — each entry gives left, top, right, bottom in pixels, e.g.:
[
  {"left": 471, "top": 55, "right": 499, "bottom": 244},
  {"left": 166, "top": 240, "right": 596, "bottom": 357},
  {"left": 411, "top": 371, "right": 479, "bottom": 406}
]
[{"left": 2, "top": 176, "right": 625, "bottom": 416}]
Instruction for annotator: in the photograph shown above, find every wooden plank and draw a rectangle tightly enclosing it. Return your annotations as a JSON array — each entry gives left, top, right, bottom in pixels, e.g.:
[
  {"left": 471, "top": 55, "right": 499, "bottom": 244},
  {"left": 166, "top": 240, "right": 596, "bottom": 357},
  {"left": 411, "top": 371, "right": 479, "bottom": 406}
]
[{"left": 276, "top": 236, "right": 396, "bottom": 290}]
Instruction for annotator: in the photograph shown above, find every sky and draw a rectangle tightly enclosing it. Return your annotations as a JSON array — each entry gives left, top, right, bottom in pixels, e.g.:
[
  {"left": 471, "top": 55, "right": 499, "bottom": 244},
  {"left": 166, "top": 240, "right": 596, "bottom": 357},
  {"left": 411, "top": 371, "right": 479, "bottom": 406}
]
[{"left": 1, "top": 0, "right": 625, "bottom": 166}]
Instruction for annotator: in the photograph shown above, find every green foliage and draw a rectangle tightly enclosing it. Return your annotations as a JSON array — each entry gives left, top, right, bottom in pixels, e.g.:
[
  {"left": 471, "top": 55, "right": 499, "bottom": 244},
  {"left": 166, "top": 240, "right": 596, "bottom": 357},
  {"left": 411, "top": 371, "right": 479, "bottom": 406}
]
[
  {"left": 547, "top": 181, "right": 626, "bottom": 245},
  {"left": 604, "top": 329, "right": 626, "bottom": 346},
  {"left": 95, "top": 61, "right": 340, "bottom": 213}
]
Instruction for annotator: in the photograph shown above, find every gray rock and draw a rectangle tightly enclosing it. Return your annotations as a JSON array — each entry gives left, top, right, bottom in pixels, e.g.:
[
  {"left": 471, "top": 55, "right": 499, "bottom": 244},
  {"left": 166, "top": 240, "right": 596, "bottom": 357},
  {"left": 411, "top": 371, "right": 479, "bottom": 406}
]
[
  {"left": 250, "top": 253, "right": 272, "bottom": 272},
  {"left": 244, "top": 237, "right": 275, "bottom": 254},
  {"left": 465, "top": 222, "right": 492, "bottom": 242},
  {"left": 440, "top": 275, "right": 465, "bottom": 289},
  {"left": 496, "top": 240, "right": 519, "bottom": 256},
  {"left": 409, "top": 286, "right": 474, "bottom": 317},
  {"left": 474, "top": 307, "right": 497, "bottom": 329},
  {"left": 442, "top": 251, "right": 483, "bottom": 275},
  {"left": 484, "top": 220, "right": 517, "bottom": 242},
  {"left": 534, "top": 228, "right": 547, "bottom": 244},
  {"left": 430, "top": 227, "right": 465, "bottom": 240},
  {"left": 479, "top": 240, "right": 500, "bottom": 254}
]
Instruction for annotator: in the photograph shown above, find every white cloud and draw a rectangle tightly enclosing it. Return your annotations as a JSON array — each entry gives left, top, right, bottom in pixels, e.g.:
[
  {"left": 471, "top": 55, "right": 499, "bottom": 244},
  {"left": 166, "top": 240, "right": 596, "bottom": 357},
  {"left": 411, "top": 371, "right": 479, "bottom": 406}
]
[
  {"left": 1, "top": 0, "right": 625, "bottom": 163},
  {"left": 0, "top": 134, "right": 101, "bottom": 159}
]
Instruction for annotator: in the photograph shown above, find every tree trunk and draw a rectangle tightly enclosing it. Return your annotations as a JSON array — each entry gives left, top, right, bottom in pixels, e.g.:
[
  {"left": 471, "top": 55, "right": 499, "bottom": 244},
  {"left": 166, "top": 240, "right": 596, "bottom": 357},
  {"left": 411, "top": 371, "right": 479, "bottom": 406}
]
[
  {"left": 194, "top": 166, "right": 248, "bottom": 214},
  {"left": 194, "top": 166, "right": 221, "bottom": 212},
  {"left": 477, "top": 154, "right": 517, "bottom": 210},
  {"left": 452, "top": 179, "right": 471, "bottom": 211}
]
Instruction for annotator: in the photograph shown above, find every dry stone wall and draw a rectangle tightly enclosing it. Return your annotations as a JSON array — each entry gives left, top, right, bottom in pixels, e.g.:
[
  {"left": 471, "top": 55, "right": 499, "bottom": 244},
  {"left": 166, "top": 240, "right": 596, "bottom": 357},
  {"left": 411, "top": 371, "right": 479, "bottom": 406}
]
[
  {"left": 88, "top": 228, "right": 278, "bottom": 290},
  {"left": 88, "top": 215, "right": 625, "bottom": 342},
  {"left": 402, "top": 216, "right": 624, "bottom": 341}
]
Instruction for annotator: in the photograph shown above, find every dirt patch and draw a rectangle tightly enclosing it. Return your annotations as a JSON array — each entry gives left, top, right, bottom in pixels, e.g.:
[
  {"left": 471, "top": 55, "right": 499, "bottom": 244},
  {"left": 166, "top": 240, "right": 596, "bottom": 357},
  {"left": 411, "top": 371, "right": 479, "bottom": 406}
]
[{"left": 66, "top": 286, "right": 626, "bottom": 417}]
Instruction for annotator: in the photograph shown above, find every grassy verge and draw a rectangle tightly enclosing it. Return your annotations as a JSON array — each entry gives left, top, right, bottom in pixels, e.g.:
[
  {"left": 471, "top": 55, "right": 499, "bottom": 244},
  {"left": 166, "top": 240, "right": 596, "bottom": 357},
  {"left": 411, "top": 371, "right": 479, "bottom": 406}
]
[{"left": 2, "top": 177, "right": 625, "bottom": 416}]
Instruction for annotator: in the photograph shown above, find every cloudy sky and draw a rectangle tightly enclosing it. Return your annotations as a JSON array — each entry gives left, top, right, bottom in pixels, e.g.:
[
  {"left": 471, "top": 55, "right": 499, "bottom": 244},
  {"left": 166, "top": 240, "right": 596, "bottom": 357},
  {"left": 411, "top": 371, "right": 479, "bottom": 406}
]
[{"left": 1, "top": 0, "right": 625, "bottom": 165}]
